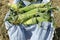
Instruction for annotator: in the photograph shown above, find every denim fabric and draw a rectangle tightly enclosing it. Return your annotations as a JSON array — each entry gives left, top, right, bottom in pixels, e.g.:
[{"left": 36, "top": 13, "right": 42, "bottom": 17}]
[{"left": 5, "top": 0, "right": 55, "bottom": 40}]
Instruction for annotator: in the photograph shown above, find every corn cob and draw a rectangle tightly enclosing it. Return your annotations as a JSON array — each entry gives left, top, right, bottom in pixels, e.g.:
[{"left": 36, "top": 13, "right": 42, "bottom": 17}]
[
  {"left": 18, "top": 3, "right": 46, "bottom": 13},
  {"left": 6, "top": 7, "right": 51, "bottom": 25},
  {"left": 18, "top": 8, "right": 38, "bottom": 23},
  {"left": 18, "top": 8, "right": 48, "bottom": 23},
  {"left": 36, "top": 13, "right": 50, "bottom": 18},
  {"left": 23, "top": 17, "right": 36, "bottom": 25},
  {"left": 9, "top": 3, "right": 46, "bottom": 13},
  {"left": 18, "top": 2, "right": 51, "bottom": 14},
  {"left": 6, "top": 8, "right": 37, "bottom": 24},
  {"left": 23, "top": 17, "right": 48, "bottom": 26},
  {"left": 37, "top": 17, "right": 48, "bottom": 22},
  {"left": 6, "top": 7, "right": 48, "bottom": 24},
  {"left": 8, "top": 2, "right": 51, "bottom": 14}
]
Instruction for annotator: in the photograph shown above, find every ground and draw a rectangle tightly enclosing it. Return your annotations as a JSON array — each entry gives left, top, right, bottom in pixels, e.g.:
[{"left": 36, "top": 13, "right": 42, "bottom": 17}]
[
  {"left": 0, "top": 0, "right": 9, "bottom": 40},
  {"left": 52, "top": 0, "right": 60, "bottom": 28},
  {"left": 0, "top": 0, "right": 60, "bottom": 40}
]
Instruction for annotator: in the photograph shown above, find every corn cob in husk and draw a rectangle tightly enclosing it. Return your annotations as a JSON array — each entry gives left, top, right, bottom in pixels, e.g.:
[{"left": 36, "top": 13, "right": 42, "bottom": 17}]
[
  {"left": 6, "top": 7, "right": 50, "bottom": 24},
  {"left": 9, "top": 3, "right": 46, "bottom": 13},
  {"left": 6, "top": 6, "right": 54, "bottom": 25},
  {"left": 8, "top": 2, "right": 51, "bottom": 14},
  {"left": 18, "top": 8, "right": 48, "bottom": 23},
  {"left": 23, "top": 17, "right": 48, "bottom": 26},
  {"left": 18, "top": 8, "right": 38, "bottom": 24},
  {"left": 23, "top": 17, "right": 37, "bottom": 25},
  {"left": 18, "top": 3, "right": 46, "bottom": 13}
]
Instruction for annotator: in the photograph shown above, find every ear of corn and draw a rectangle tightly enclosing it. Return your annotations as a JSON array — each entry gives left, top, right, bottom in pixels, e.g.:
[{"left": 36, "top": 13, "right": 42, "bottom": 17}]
[
  {"left": 18, "top": 8, "right": 38, "bottom": 23},
  {"left": 23, "top": 17, "right": 48, "bottom": 26},
  {"left": 18, "top": 3, "right": 46, "bottom": 13},
  {"left": 18, "top": 8, "right": 49, "bottom": 23},
  {"left": 8, "top": 2, "right": 51, "bottom": 14},
  {"left": 23, "top": 17, "right": 36, "bottom": 26},
  {"left": 6, "top": 7, "right": 52, "bottom": 24},
  {"left": 9, "top": 3, "right": 47, "bottom": 13}
]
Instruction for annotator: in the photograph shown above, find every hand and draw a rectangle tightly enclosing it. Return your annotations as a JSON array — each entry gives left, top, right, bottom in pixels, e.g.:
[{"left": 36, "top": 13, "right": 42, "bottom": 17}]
[{"left": 9, "top": 0, "right": 14, "bottom": 4}]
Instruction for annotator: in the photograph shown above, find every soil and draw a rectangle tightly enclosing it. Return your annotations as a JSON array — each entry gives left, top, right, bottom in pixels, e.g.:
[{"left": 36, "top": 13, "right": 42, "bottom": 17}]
[
  {"left": 0, "top": 0, "right": 9, "bottom": 40},
  {"left": 52, "top": 0, "right": 60, "bottom": 40},
  {"left": 52, "top": 0, "right": 60, "bottom": 28},
  {"left": 0, "top": 0, "right": 60, "bottom": 40}
]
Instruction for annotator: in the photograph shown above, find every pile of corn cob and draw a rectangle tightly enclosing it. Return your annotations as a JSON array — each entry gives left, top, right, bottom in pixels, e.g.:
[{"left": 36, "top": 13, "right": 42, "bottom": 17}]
[{"left": 6, "top": 2, "right": 56, "bottom": 26}]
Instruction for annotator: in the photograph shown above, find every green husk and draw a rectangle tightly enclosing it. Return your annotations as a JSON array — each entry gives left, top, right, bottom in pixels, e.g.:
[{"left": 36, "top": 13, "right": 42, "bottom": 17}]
[
  {"left": 18, "top": 3, "right": 46, "bottom": 13},
  {"left": 16, "top": 3, "right": 52, "bottom": 14},
  {"left": 23, "top": 17, "right": 36, "bottom": 25},
  {"left": 18, "top": 8, "right": 48, "bottom": 23},
  {"left": 9, "top": 2, "right": 51, "bottom": 14},
  {"left": 6, "top": 7, "right": 50, "bottom": 24},
  {"left": 23, "top": 17, "right": 48, "bottom": 26},
  {"left": 18, "top": 8, "right": 38, "bottom": 23}
]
